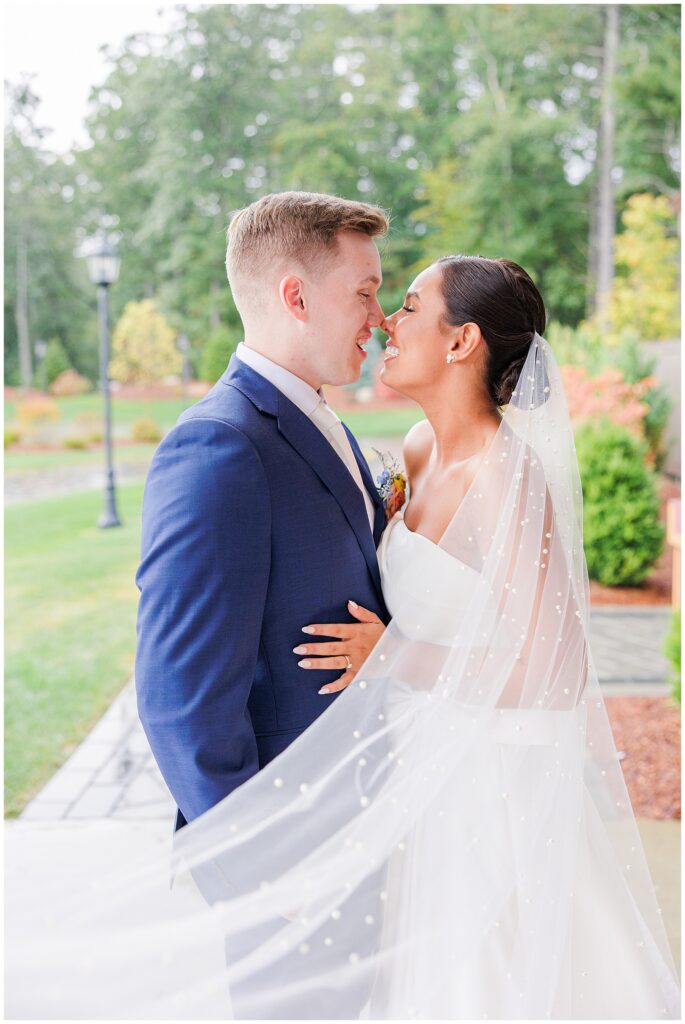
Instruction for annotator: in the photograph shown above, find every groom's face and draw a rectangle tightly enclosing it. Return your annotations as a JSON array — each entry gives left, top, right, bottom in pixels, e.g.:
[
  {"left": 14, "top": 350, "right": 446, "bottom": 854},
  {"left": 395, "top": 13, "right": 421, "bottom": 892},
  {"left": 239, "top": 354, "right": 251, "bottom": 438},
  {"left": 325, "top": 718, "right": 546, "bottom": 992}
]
[{"left": 304, "top": 230, "right": 384, "bottom": 387}]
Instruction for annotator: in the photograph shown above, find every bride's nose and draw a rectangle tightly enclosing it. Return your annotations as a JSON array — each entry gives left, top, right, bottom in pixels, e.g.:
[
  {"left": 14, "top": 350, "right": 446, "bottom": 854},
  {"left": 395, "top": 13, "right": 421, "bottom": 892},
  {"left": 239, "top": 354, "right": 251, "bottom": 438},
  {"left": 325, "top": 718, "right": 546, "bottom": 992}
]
[{"left": 380, "top": 317, "right": 393, "bottom": 335}]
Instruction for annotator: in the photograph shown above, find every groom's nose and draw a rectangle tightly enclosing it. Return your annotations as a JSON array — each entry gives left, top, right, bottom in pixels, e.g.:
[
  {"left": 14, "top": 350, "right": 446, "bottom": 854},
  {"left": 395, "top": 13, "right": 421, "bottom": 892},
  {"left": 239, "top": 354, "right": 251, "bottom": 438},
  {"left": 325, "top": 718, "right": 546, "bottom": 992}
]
[{"left": 367, "top": 296, "right": 385, "bottom": 327}]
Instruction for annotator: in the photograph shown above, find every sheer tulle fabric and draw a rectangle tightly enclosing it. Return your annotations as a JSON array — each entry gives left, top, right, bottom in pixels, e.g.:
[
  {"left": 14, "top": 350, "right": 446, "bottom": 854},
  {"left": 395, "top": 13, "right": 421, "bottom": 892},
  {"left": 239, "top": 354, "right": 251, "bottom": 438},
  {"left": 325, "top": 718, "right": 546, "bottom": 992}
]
[{"left": 8, "top": 336, "right": 679, "bottom": 1019}]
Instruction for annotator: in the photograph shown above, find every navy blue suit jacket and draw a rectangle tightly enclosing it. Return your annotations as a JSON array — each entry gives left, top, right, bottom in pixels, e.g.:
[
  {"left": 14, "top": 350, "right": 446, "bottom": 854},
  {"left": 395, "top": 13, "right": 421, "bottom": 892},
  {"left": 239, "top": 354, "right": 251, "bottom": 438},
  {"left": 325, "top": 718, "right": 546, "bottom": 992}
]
[{"left": 135, "top": 356, "right": 389, "bottom": 829}]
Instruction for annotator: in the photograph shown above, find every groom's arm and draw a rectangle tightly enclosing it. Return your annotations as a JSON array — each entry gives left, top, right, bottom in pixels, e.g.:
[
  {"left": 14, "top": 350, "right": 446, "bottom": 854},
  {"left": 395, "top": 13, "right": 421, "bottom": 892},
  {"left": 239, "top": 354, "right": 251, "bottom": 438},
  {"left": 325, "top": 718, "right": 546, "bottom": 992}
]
[{"left": 135, "top": 417, "right": 270, "bottom": 823}]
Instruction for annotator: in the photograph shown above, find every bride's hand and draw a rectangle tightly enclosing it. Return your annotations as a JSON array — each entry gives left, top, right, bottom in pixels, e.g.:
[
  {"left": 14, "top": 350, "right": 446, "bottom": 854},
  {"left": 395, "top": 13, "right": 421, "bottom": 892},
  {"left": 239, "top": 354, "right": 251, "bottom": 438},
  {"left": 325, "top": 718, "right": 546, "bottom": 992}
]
[{"left": 294, "top": 600, "right": 385, "bottom": 695}]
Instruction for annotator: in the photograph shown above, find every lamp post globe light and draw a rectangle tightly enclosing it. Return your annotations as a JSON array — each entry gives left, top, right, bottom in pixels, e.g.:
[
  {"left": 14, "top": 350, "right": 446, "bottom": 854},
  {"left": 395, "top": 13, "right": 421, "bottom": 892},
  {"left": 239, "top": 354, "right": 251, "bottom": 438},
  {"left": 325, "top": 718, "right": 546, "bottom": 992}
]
[{"left": 85, "top": 231, "right": 122, "bottom": 529}]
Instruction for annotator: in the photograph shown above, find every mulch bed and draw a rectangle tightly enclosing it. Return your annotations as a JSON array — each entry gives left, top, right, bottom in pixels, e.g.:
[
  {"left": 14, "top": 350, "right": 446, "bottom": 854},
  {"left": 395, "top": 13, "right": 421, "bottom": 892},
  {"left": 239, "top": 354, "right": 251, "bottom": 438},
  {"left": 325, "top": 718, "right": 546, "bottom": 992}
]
[{"left": 605, "top": 696, "right": 681, "bottom": 819}]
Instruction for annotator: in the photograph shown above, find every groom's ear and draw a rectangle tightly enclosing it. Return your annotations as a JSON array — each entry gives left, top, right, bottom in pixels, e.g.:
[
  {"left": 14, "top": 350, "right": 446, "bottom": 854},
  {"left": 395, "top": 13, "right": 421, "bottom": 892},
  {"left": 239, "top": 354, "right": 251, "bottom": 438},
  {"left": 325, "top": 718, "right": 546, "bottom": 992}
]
[{"left": 279, "top": 275, "right": 308, "bottom": 322}]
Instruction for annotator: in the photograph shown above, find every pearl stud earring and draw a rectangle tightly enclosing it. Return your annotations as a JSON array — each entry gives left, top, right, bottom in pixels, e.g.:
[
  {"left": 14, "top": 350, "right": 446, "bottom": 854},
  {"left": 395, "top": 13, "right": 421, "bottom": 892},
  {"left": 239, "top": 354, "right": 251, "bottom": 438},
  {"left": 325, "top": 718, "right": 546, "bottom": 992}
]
[{"left": 446, "top": 353, "right": 456, "bottom": 364}]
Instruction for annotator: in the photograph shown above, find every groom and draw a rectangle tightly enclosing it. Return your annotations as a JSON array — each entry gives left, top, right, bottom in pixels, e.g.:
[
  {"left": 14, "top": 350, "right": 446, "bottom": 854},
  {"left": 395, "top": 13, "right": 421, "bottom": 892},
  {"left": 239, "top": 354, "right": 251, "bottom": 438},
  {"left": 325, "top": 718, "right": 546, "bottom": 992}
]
[{"left": 135, "top": 191, "right": 390, "bottom": 832}]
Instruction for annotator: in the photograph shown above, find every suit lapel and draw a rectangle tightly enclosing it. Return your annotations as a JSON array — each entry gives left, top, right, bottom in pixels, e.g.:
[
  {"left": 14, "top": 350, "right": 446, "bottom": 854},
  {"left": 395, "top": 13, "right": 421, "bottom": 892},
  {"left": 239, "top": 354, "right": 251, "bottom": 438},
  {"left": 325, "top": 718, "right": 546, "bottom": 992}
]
[
  {"left": 275, "top": 397, "right": 384, "bottom": 600},
  {"left": 344, "top": 425, "right": 387, "bottom": 545},
  {"left": 223, "top": 358, "right": 384, "bottom": 600}
]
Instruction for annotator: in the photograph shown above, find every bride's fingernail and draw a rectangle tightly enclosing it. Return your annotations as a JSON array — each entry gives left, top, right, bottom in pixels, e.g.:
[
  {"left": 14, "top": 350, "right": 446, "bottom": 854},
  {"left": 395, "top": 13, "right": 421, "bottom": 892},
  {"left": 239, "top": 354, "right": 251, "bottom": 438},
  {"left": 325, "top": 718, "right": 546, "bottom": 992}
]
[
  {"left": 348, "top": 600, "right": 358, "bottom": 608},
  {"left": 319, "top": 686, "right": 331, "bottom": 695},
  {"left": 298, "top": 659, "right": 311, "bottom": 668},
  {"left": 293, "top": 645, "right": 307, "bottom": 654},
  {"left": 302, "top": 626, "right": 316, "bottom": 634}
]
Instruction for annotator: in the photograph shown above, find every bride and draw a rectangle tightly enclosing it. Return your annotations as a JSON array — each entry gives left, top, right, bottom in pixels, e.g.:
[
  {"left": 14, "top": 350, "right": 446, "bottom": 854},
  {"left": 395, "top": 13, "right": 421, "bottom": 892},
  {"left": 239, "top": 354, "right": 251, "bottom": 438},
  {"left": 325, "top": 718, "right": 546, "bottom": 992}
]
[{"left": 9, "top": 256, "right": 680, "bottom": 1020}]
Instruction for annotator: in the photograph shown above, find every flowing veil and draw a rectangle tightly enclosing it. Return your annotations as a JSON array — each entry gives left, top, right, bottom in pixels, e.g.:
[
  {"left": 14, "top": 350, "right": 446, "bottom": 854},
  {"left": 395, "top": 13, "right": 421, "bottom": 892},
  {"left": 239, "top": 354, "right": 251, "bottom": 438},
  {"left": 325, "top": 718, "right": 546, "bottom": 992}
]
[{"left": 8, "top": 335, "right": 680, "bottom": 1019}]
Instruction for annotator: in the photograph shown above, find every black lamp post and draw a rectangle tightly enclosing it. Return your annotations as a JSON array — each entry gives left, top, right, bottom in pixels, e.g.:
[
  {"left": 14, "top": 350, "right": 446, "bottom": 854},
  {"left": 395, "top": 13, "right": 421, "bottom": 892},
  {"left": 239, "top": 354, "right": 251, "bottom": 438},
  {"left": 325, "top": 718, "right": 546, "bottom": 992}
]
[{"left": 85, "top": 231, "right": 122, "bottom": 529}]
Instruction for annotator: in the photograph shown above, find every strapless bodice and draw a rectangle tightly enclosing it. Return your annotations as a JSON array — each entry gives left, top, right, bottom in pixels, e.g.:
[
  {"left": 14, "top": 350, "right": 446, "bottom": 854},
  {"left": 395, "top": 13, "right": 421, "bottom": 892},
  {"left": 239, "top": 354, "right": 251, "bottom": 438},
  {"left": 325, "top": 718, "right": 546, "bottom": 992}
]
[{"left": 377, "top": 511, "right": 513, "bottom": 648}]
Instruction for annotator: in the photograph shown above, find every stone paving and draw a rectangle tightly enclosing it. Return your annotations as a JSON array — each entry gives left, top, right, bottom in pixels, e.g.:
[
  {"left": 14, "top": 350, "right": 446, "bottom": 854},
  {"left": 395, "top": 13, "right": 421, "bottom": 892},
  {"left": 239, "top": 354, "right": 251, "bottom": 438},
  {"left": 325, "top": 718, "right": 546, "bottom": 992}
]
[
  {"left": 19, "top": 606, "right": 673, "bottom": 824},
  {"left": 5, "top": 459, "right": 150, "bottom": 505}
]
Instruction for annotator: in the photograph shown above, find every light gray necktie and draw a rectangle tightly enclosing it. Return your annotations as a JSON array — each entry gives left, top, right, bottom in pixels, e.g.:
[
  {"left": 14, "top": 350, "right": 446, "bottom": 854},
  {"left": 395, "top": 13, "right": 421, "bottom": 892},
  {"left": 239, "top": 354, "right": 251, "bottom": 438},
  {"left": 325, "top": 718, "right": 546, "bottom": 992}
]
[{"left": 310, "top": 399, "right": 376, "bottom": 532}]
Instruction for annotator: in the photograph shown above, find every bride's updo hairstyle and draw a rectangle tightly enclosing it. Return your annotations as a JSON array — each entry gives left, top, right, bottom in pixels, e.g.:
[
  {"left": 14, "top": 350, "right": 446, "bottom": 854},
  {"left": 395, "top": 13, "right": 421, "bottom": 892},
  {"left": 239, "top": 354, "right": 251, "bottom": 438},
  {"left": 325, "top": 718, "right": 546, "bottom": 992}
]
[{"left": 435, "top": 255, "right": 547, "bottom": 407}]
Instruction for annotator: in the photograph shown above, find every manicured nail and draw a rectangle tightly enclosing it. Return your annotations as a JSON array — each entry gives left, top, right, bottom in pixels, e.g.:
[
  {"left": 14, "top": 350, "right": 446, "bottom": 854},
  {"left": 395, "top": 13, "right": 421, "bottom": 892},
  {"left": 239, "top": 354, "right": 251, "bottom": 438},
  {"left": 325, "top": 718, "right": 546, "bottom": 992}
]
[
  {"left": 302, "top": 626, "right": 316, "bottom": 634},
  {"left": 319, "top": 687, "right": 331, "bottom": 695},
  {"left": 348, "top": 600, "right": 358, "bottom": 608},
  {"left": 293, "top": 645, "right": 307, "bottom": 654},
  {"left": 298, "top": 659, "right": 311, "bottom": 668}
]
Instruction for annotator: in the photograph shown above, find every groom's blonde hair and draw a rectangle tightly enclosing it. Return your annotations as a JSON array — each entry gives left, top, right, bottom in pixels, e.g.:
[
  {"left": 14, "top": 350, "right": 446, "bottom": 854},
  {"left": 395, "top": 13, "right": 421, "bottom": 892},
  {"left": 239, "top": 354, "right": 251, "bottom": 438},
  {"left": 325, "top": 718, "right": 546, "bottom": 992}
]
[{"left": 226, "top": 191, "right": 388, "bottom": 319}]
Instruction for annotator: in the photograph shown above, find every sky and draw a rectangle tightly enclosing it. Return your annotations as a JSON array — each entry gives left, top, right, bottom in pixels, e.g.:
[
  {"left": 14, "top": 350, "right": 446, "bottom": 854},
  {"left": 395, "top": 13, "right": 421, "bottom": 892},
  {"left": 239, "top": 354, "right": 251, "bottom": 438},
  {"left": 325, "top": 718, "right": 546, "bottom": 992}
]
[{"left": 4, "top": 2, "right": 182, "bottom": 152}]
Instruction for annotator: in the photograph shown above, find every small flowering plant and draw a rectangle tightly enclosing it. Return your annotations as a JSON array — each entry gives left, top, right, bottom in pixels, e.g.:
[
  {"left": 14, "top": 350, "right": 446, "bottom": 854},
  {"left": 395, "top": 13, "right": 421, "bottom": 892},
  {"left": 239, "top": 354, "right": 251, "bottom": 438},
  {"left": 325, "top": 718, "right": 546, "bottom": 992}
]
[{"left": 373, "top": 448, "right": 407, "bottom": 522}]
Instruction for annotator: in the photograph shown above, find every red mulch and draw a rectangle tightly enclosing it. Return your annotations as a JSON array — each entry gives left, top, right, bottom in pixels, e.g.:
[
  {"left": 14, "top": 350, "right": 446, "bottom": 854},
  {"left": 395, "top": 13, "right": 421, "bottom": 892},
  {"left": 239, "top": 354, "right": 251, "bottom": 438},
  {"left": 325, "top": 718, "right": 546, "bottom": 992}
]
[{"left": 605, "top": 696, "right": 681, "bottom": 819}]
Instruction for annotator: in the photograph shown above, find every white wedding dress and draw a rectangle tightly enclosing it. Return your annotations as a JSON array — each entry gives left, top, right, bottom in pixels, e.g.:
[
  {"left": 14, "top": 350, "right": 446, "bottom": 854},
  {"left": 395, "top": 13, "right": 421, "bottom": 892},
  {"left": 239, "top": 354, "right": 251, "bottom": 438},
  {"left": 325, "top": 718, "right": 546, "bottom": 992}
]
[
  {"left": 7, "top": 336, "right": 679, "bottom": 1020},
  {"left": 371, "top": 510, "right": 677, "bottom": 1020}
]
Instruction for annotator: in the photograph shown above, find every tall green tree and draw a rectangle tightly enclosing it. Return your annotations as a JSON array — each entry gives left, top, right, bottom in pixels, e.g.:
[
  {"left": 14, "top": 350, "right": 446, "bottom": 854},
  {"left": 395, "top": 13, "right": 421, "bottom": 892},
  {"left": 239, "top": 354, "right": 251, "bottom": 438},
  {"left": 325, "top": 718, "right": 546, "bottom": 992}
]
[{"left": 4, "top": 79, "right": 94, "bottom": 385}]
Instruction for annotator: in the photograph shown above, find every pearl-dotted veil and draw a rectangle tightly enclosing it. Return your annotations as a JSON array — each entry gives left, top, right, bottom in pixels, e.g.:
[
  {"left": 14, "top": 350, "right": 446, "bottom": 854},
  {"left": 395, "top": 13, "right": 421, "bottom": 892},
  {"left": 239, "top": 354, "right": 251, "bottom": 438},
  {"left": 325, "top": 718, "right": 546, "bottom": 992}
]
[{"left": 8, "top": 335, "right": 679, "bottom": 1018}]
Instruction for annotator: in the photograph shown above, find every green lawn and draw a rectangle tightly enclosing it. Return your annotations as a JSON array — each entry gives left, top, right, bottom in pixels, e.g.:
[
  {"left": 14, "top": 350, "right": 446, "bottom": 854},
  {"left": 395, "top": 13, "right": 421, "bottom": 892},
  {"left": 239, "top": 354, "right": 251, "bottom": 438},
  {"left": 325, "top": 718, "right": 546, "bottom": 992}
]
[
  {"left": 5, "top": 444, "right": 158, "bottom": 473},
  {"left": 5, "top": 396, "right": 424, "bottom": 477},
  {"left": 6, "top": 393, "right": 423, "bottom": 437},
  {"left": 5, "top": 485, "right": 144, "bottom": 816},
  {"left": 338, "top": 405, "right": 424, "bottom": 436},
  {"left": 6, "top": 393, "right": 193, "bottom": 431}
]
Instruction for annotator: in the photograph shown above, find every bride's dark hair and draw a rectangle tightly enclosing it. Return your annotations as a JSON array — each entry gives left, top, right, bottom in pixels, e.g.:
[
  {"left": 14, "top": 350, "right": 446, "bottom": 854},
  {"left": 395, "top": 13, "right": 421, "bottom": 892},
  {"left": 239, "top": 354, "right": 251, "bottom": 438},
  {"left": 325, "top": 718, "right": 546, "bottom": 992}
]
[{"left": 435, "top": 255, "right": 547, "bottom": 406}]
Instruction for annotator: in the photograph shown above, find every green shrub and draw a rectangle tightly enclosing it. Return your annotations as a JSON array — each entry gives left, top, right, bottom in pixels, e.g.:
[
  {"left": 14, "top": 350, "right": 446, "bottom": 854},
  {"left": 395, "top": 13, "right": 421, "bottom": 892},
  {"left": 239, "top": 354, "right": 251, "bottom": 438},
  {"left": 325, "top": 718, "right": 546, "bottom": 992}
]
[
  {"left": 546, "top": 321, "right": 607, "bottom": 376},
  {"left": 130, "top": 418, "right": 163, "bottom": 443},
  {"left": 4, "top": 428, "right": 20, "bottom": 449},
  {"left": 42, "top": 338, "right": 71, "bottom": 386},
  {"left": 549, "top": 323, "right": 671, "bottom": 467},
  {"left": 74, "top": 412, "right": 103, "bottom": 444},
  {"left": 64, "top": 436, "right": 89, "bottom": 450},
  {"left": 50, "top": 369, "right": 91, "bottom": 397},
  {"left": 575, "top": 421, "right": 664, "bottom": 586},
  {"left": 199, "top": 326, "right": 240, "bottom": 383},
  {"left": 664, "top": 609, "right": 681, "bottom": 705},
  {"left": 614, "top": 332, "right": 671, "bottom": 469}
]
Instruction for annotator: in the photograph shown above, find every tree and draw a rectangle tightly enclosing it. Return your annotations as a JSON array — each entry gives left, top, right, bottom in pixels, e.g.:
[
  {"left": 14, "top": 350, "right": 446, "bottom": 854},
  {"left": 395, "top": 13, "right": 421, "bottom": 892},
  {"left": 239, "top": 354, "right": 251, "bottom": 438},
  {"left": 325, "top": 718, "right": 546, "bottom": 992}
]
[
  {"left": 199, "top": 325, "right": 240, "bottom": 383},
  {"left": 608, "top": 193, "right": 680, "bottom": 341},
  {"left": 4, "top": 79, "right": 94, "bottom": 386},
  {"left": 109, "top": 299, "right": 181, "bottom": 384},
  {"left": 4, "top": 3, "right": 680, "bottom": 362},
  {"left": 42, "top": 338, "right": 71, "bottom": 387},
  {"left": 594, "top": 4, "right": 619, "bottom": 329}
]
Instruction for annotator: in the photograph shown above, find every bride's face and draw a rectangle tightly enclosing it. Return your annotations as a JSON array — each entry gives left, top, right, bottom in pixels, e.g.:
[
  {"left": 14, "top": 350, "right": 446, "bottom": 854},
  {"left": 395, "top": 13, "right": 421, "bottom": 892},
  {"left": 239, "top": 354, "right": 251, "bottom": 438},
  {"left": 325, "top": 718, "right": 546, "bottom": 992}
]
[{"left": 379, "top": 263, "right": 454, "bottom": 396}]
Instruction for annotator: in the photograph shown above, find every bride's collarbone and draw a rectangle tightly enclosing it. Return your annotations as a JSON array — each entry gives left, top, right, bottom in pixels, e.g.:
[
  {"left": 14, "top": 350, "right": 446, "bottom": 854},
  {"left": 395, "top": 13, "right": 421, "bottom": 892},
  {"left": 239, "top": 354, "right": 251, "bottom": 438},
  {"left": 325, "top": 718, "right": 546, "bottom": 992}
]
[{"left": 404, "top": 468, "right": 476, "bottom": 544}]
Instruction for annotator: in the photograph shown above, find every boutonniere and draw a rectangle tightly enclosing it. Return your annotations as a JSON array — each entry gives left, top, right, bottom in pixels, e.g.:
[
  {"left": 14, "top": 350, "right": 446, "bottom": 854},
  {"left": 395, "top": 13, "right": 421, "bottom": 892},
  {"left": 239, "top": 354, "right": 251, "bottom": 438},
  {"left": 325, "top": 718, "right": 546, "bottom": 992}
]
[{"left": 373, "top": 448, "right": 407, "bottom": 522}]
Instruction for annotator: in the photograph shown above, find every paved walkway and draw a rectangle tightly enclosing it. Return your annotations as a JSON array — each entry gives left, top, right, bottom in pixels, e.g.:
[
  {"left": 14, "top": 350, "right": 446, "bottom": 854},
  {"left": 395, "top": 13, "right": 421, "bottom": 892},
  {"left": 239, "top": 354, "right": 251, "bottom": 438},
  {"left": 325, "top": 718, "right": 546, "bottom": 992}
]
[{"left": 5, "top": 459, "right": 150, "bottom": 505}]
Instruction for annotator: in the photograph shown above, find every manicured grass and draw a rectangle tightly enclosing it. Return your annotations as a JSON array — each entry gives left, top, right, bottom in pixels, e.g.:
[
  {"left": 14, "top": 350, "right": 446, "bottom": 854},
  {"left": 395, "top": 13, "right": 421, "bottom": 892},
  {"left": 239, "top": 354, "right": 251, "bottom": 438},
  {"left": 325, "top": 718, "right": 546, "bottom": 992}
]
[
  {"left": 5, "top": 444, "right": 158, "bottom": 473},
  {"left": 5, "top": 397, "right": 424, "bottom": 478},
  {"left": 6, "top": 394, "right": 193, "bottom": 431},
  {"left": 5, "top": 485, "right": 144, "bottom": 816},
  {"left": 337, "top": 405, "right": 424, "bottom": 436}
]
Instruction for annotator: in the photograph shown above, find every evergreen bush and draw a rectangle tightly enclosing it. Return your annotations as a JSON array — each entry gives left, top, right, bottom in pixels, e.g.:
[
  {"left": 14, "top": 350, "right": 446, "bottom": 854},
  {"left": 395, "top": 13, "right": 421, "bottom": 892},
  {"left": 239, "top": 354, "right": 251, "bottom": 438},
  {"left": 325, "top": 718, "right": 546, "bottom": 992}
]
[
  {"left": 575, "top": 421, "right": 664, "bottom": 586},
  {"left": 42, "top": 338, "right": 71, "bottom": 387},
  {"left": 199, "top": 326, "right": 240, "bottom": 383},
  {"left": 664, "top": 609, "right": 681, "bottom": 705},
  {"left": 131, "top": 418, "right": 163, "bottom": 443}
]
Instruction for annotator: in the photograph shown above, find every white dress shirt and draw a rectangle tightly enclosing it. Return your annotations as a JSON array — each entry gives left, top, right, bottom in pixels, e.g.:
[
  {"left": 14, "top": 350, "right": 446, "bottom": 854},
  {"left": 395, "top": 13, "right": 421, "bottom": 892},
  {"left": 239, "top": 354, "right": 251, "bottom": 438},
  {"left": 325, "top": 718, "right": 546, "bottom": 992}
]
[{"left": 235, "top": 343, "right": 376, "bottom": 530}]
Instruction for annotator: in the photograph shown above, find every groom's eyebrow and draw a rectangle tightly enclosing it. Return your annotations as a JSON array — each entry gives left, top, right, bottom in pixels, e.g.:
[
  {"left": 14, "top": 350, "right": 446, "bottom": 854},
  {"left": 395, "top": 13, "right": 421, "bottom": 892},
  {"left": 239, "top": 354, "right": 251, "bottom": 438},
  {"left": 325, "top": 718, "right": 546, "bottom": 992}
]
[{"left": 359, "top": 275, "right": 382, "bottom": 286}]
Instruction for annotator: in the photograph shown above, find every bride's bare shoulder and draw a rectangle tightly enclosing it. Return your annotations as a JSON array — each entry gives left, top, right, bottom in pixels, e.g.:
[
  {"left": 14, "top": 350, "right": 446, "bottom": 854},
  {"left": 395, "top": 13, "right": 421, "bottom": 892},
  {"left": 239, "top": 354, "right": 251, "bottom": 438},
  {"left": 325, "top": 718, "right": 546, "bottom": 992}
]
[{"left": 403, "top": 419, "right": 433, "bottom": 480}]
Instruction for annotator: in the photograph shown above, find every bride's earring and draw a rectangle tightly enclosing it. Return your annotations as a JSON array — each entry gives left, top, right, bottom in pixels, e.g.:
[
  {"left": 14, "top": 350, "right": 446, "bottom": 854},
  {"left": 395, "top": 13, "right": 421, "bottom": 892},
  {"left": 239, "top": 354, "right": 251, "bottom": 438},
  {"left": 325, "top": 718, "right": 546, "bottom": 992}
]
[{"left": 446, "top": 352, "right": 456, "bottom": 364}]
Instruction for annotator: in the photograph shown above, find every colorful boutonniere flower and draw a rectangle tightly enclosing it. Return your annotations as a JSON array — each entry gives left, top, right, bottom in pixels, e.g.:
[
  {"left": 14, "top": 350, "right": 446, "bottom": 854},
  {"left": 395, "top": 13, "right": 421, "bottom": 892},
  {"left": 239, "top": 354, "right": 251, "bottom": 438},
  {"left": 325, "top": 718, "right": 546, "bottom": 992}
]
[{"left": 373, "top": 448, "right": 407, "bottom": 522}]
